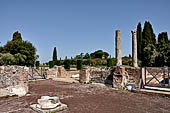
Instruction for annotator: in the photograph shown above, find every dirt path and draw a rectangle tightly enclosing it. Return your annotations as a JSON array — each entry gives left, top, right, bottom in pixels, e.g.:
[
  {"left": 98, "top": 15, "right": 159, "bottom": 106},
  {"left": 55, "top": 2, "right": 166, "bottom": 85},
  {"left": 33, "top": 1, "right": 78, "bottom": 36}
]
[{"left": 0, "top": 80, "right": 170, "bottom": 113}]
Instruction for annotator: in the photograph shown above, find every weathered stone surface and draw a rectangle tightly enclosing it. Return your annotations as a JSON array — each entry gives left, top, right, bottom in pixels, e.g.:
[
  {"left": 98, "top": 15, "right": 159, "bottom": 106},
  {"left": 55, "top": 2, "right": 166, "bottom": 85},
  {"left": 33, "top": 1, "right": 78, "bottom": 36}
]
[
  {"left": 45, "top": 66, "right": 68, "bottom": 79},
  {"left": 30, "top": 96, "right": 67, "bottom": 113},
  {"left": 0, "top": 65, "right": 29, "bottom": 97},
  {"left": 113, "top": 66, "right": 140, "bottom": 88},
  {"left": 131, "top": 29, "right": 138, "bottom": 67},
  {"left": 79, "top": 67, "right": 91, "bottom": 83},
  {"left": 79, "top": 67, "right": 111, "bottom": 84},
  {"left": 115, "top": 30, "right": 122, "bottom": 66}
]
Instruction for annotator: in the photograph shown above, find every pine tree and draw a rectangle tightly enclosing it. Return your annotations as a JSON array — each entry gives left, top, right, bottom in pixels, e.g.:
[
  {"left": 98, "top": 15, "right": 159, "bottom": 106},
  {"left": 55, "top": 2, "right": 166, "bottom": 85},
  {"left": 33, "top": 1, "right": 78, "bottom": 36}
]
[
  {"left": 137, "top": 22, "right": 142, "bottom": 60},
  {"left": 52, "top": 47, "right": 57, "bottom": 63}
]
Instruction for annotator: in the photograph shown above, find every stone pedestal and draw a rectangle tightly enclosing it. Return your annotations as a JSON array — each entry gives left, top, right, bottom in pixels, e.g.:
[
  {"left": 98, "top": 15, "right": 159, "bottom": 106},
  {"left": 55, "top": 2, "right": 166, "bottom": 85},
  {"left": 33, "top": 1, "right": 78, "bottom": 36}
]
[
  {"left": 131, "top": 29, "right": 138, "bottom": 67},
  {"left": 115, "top": 30, "right": 122, "bottom": 66},
  {"left": 30, "top": 96, "right": 68, "bottom": 113},
  {"left": 79, "top": 68, "right": 90, "bottom": 83}
]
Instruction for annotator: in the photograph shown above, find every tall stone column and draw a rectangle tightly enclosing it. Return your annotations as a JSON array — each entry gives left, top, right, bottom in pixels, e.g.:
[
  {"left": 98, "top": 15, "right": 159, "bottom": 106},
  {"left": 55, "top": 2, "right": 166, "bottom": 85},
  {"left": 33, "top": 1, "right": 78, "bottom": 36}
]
[
  {"left": 115, "top": 30, "right": 122, "bottom": 66},
  {"left": 131, "top": 29, "right": 138, "bottom": 67}
]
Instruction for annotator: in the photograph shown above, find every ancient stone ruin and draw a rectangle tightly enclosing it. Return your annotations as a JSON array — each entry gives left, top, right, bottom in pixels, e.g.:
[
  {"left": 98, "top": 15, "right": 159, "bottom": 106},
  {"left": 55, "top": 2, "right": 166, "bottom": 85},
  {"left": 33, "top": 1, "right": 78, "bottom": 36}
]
[
  {"left": 79, "top": 66, "right": 140, "bottom": 89},
  {"left": 0, "top": 66, "right": 29, "bottom": 97},
  {"left": 30, "top": 96, "right": 68, "bottom": 113},
  {"left": 45, "top": 66, "right": 68, "bottom": 79},
  {"left": 113, "top": 66, "right": 140, "bottom": 88},
  {"left": 131, "top": 29, "right": 138, "bottom": 67},
  {"left": 115, "top": 30, "right": 122, "bottom": 66},
  {"left": 79, "top": 67, "right": 111, "bottom": 84}
]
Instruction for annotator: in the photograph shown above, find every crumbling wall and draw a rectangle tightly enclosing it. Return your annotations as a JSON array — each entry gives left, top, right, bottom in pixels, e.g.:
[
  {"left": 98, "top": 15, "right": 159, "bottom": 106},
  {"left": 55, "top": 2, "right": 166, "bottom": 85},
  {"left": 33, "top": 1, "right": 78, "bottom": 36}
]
[
  {"left": 79, "top": 66, "right": 141, "bottom": 89},
  {"left": 0, "top": 66, "right": 29, "bottom": 97},
  {"left": 45, "top": 66, "right": 68, "bottom": 79},
  {"left": 113, "top": 66, "right": 140, "bottom": 88},
  {"left": 79, "top": 67, "right": 111, "bottom": 84}
]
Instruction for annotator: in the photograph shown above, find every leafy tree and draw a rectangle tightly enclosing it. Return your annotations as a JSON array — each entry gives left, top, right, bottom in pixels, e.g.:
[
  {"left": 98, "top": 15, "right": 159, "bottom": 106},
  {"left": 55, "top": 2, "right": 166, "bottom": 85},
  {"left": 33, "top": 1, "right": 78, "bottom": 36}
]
[
  {"left": 53, "top": 47, "right": 57, "bottom": 64},
  {"left": 75, "top": 55, "right": 81, "bottom": 59},
  {"left": 107, "top": 58, "right": 114, "bottom": 68},
  {"left": 95, "top": 58, "right": 102, "bottom": 66},
  {"left": 12, "top": 31, "right": 22, "bottom": 41},
  {"left": 14, "top": 53, "right": 26, "bottom": 65},
  {"left": 80, "top": 53, "right": 84, "bottom": 59},
  {"left": 1, "top": 31, "right": 37, "bottom": 66},
  {"left": 143, "top": 44, "right": 158, "bottom": 66},
  {"left": 83, "top": 53, "right": 90, "bottom": 59},
  {"left": 83, "top": 59, "right": 91, "bottom": 66},
  {"left": 0, "top": 53, "right": 15, "bottom": 65},
  {"left": 137, "top": 22, "right": 142, "bottom": 60},
  {"left": 103, "top": 52, "right": 109, "bottom": 59},
  {"left": 90, "top": 50, "right": 109, "bottom": 59}
]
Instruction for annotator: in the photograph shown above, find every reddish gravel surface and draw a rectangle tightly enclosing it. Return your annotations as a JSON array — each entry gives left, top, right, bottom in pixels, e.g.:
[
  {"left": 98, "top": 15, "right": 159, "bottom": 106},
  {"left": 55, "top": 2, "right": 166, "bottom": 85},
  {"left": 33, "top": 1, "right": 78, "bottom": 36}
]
[{"left": 1, "top": 80, "right": 170, "bottom": 113}]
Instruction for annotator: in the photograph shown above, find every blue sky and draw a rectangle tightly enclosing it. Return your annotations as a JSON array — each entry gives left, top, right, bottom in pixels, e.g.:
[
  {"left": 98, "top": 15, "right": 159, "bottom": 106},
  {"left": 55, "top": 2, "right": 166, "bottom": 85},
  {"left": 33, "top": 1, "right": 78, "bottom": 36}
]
[{"left": 0, "top": 0, "right": 170, "bottom": 63}]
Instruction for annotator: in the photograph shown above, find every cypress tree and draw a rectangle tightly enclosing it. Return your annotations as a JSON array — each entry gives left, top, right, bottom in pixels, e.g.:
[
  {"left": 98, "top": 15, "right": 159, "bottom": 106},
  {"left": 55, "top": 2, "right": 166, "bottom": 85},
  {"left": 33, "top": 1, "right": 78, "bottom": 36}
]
[
  {"left": 137, "top": 22, "right": 142, "bottom": 60},
  {"left": 52, "top": 47, "right": 57, "bottom": 64},
  {"left": 156, "top": 32, "right": 169, "bottom": 66},
  {"left": 158, "top": 32, "right": 168, "bottom": 44},
  {"left": 142, "top": 21, "right": 156, "bottom": 47},
  {"left": 142, "top": 21, "right": 156, "bottom": 66}
]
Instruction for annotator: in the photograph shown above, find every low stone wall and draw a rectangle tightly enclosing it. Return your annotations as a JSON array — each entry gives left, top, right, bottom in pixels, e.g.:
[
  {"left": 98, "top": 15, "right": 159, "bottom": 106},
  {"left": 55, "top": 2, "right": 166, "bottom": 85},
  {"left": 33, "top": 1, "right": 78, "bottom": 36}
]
[
  {"left": 79, "top": 67, "right": 111, "bottom": 84},
  {"left": 79, "top": 66, "right": 141, "bottom": 89},
  {"left": 0, "top": 66, "right": 29, "bottom": 97}
]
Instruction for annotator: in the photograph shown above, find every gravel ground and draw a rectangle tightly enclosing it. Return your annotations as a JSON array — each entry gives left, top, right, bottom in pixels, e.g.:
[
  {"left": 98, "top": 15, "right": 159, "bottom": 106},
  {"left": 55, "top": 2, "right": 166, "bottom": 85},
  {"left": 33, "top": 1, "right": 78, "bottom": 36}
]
[{"left": 0, "top": 80, "right": 170, "bottom": 113}]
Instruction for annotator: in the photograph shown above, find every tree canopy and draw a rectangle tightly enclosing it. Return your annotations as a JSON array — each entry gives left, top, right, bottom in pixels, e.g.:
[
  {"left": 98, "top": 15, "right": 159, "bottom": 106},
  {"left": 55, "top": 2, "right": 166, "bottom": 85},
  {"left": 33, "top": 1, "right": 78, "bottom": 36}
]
[{"left": 0, "top": 31, "right": 37, "bottom": 66}]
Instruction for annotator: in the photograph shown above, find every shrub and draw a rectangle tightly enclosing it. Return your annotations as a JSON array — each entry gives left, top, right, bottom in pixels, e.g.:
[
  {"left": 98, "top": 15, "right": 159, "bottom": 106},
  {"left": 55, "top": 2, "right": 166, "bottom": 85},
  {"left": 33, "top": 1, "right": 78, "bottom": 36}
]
[
  {"left": 77, "top": 59, "right": 82, "bottom": 70},
  {"left": 49, "top": 61, "right": 54, "bottom": 68},
  {"left": 64, "top": 59, "right": 70, "bottom": 70},
  {"left": 91, "top": 60, "right": 96, "bottom": 66},
  {"left": 122, "top": 61, "right": 129, "bottom": 65},
  {"left": 55, "top": 60, "right": 61, "bottom": 66},
  {"left": 107, "top": 58, "right": 114, "bottom": 68},
  {"left": 35, "top": 61, "right": 40, "bottom": 69}
]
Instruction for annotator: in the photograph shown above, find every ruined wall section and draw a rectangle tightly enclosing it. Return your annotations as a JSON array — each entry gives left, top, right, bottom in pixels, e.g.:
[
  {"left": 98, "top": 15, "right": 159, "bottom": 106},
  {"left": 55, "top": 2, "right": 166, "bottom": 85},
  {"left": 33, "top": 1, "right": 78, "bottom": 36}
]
[
  {"left": 113, "top": 66, "right": 140, "bottom": 88},
  {"left": 0, "top": 66, "right": 29, "bottom": 97},
  {"left": 79, "top": 67, "right": 111, "bottom": 84}
]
